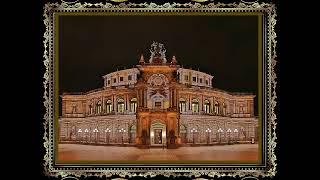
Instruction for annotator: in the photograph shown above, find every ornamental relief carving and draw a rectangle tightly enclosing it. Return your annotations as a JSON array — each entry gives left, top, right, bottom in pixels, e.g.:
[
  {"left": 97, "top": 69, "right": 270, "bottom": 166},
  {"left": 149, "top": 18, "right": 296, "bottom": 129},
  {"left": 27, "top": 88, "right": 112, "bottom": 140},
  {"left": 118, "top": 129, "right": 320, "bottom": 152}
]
[{"left": 147, "top": 73, "right": 169, "bottom": 87}]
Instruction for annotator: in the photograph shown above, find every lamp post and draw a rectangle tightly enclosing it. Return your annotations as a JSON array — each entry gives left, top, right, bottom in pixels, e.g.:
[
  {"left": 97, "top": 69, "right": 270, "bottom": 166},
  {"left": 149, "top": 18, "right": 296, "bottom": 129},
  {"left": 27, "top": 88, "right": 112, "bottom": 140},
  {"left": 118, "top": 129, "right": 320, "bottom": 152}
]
[
  {"left": 205, "top": 128, "right": 211, "bottom": 144},
  {"left": 84, "top": 129, "right": 89, "bottom": 143},
  {"left": 234, "top": 129, "right": 238, "bottom": 143},
  {"left": 217, "top": 128, "right": 223, "bottom": 143},
  {"left": 105, "top": 128, "right": 111, "bottom": 144},
  {"left": 93, "top": 128, "right": 99, "bottom": 144},
  {"left": 78, "top": 129, "right": 82, "bottom": 143},
  {"left": 119, "top": 128, "right": 126, "bottom": 144},
  {"left": 227, "top": 129, "right": 232, "bottom": 144},
  {"left": 191, "top": 128, "right": 197, "bottom": 144}
]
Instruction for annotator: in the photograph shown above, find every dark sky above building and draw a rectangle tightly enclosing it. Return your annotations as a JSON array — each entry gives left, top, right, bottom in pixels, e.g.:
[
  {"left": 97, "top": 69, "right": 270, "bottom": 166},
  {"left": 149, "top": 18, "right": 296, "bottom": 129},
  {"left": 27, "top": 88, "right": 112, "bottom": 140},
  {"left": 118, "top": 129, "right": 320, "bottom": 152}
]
[{"left": 59, "top": 15, "right": 259, "bottom": 115}]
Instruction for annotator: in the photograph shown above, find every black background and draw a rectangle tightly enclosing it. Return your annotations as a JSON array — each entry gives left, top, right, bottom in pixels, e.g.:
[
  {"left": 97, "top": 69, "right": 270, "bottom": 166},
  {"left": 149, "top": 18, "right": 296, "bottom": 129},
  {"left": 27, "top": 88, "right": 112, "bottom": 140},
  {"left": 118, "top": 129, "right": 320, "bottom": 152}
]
[
  {"left": 6, "top": 0, "right": 298, "bottom": 179},
  {"left": 59, "top": 15, "right": 258, "bottom": 94}
]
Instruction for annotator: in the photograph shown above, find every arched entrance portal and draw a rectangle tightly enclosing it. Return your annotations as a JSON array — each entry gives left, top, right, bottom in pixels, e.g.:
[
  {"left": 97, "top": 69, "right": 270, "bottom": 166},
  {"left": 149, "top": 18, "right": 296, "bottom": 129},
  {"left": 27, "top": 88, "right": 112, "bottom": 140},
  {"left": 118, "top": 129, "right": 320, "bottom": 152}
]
[{"left": 150, "top": 120, "right": 166, "bottom": 146}]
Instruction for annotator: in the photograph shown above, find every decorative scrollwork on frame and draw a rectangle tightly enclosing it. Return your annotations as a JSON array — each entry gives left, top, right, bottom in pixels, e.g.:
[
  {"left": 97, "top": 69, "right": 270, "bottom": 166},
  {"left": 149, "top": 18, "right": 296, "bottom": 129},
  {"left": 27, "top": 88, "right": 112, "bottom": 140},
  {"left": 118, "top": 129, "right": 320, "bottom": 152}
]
[{"left": 43, "top": 1, "right": 277, "bottom": 179}]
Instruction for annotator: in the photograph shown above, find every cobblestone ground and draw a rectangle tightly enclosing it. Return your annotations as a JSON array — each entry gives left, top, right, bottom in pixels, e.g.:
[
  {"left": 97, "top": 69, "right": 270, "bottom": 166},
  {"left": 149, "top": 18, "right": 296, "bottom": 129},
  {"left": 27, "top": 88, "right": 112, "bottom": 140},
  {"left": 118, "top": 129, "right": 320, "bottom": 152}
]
[{"left": 58, "top": 144, "right": 259, "bottom": 161}]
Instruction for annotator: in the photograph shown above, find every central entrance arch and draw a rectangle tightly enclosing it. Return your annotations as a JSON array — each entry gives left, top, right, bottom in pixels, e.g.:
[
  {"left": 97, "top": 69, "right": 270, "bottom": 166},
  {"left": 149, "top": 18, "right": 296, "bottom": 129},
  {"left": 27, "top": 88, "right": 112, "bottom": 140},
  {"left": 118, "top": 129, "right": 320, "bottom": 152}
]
[{"left": 150, "top": 120, "right": 166, "bottom": 146}]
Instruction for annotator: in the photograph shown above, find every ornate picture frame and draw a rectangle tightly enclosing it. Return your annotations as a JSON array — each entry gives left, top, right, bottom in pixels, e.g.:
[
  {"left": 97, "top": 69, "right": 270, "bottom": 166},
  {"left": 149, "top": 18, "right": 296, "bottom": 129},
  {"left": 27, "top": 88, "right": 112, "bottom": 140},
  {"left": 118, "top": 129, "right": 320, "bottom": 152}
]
[{"left": 43, "top": 0, "right": 277, "bottom": 179}]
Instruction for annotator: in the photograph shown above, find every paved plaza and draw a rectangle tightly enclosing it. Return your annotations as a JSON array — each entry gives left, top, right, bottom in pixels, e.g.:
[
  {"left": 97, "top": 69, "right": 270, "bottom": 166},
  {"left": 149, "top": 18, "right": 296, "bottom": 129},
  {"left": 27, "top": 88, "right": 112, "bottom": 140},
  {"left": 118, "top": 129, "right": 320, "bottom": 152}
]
[{"left": 58, "top": 144, "right": 259, "bottom": 162}]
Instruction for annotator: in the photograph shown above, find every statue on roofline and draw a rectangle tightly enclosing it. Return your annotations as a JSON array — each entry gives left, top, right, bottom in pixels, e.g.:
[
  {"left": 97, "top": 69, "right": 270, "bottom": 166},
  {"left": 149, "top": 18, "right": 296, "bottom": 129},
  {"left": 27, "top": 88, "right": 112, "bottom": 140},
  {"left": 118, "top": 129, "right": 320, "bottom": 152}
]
[{"left": 149, "top": 41, "right": 167, "bottom": 64}]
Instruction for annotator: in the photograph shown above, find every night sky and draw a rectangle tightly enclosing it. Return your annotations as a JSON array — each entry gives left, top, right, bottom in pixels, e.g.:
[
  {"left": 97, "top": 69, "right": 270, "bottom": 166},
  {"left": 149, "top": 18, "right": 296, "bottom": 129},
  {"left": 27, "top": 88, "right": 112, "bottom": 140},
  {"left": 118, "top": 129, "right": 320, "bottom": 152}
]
[{"left": 59, "top": 15, "right": 259, "bottom": 115}]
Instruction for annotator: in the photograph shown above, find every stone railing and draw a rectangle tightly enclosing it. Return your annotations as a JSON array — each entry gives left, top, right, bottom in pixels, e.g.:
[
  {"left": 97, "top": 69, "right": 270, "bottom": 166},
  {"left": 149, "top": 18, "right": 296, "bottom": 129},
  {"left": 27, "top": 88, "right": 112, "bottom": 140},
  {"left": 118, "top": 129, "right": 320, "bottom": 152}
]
[
  {"left": 137, "top": 107, "right": 178, "bottom": 112},
  {"left": 180, "top": 111, "right": 232, "bottom": 117},
  {"left": 85, "top": 111, "right": 137, "bottom": 117},
  {"left": 63, "top": 113, "right": 85, "bottom": 118}
]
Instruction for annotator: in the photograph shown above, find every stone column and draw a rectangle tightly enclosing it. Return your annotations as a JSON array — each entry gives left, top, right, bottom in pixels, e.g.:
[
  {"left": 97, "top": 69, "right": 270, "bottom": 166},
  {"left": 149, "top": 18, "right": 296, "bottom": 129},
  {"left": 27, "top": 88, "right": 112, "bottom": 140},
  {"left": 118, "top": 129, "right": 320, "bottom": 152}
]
[
  {"left": 102, "top": 96, "right": 105, "bottom": 113},
  {"left": 93, "top": 99, "right": 96, "bottom": 114},
  {"left": 124, "top": 94, "right": 127, "bottom": 112},
  {"left": 189, "top": 94, "right": 191, "bottom": 111},
  {"left": 112, "top": 95, "right": 115, "bottom": 111},
  {"left": 82, "top": 100, "right": 86, "bottom": 116},
  {"left": 210, "top": 97, "right": 214, "bottom": 113},
  {"left": 213, "top": 97, "right": 216, "bottom": 114},
  {"left": 200, "top": 95, "right": 203, "bottom": 112},
  {"left": 169, "top": 87, "right": 172, "bottom": 108},
  {"left": 62, "top": 100, "right": 66, "bottom": 116},
  {"left": 87, "top": 101, "right": 90, "bottom": 115},
  {"left": 127, "top": 94, "right": 131, "bottom": 112},
  {"left": 173, "top": 88, "right": 176, "bottom": 107},
  {"left": 144, "top": 88, "right": 147, "bottom": 108},
  {"left": 250, "top": 100, "right": 254, "bottom": 117},
  {"left": 115, "top": 96, "right": 118, "bottom": 113},
  {"left": 176, "top": 89, "right": 179, "bottom": 111},
  {"left": 173, "top": 88, "right": 177, "bottom": 108},
  {"left": 138, "top": 89, "right": 143, "bottom": 107}
]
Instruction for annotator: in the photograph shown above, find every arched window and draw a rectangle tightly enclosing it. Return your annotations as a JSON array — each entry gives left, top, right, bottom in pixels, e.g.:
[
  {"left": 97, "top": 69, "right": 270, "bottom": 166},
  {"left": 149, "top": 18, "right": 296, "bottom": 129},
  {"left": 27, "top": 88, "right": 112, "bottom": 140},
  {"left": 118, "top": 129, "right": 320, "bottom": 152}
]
[
  {"left": 106, "top": 100, "right": 112, "bottom": 113},
  {"left": 96, "top": 100, "right": 102, "bottom": 114},
  {"left": 117, "top": 98, "right": 124, "bottom": 113},
  {"left": 214, "top": 101, "right": 219, "bottom": 115},
  {"left": 204, "top": 100, "right": 210, "bottom": 113},
  {"left": 179, "top": 98, "right": 186, "bottom": 112},
  {"left": 223, "top": 103, "right": 227, "bottom": 116},
  {"left": 191, "top": 99, "right": 199, "bottom": 113},
  {"left": 130, "top": 98, "right": 137, "bottom": 113},
  {"left": 89, "top": 103, "right": 93, "bottom": 115}
]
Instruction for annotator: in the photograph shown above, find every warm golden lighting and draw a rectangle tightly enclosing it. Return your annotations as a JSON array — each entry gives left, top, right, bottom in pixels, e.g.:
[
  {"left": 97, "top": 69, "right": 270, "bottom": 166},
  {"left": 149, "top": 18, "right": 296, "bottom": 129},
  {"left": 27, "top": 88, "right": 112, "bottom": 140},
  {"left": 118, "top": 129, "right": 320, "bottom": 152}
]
[{"left": 162, "top": 131, "right": 166, "bottom": 137}]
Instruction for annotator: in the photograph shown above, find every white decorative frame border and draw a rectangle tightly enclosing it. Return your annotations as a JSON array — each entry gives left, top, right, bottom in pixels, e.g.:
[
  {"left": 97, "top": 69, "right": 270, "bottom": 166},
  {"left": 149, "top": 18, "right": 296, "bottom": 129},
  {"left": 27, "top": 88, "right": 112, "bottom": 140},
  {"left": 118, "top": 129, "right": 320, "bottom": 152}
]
[{"left": 43, "top": 0, "right": 277, "bottom": 179}]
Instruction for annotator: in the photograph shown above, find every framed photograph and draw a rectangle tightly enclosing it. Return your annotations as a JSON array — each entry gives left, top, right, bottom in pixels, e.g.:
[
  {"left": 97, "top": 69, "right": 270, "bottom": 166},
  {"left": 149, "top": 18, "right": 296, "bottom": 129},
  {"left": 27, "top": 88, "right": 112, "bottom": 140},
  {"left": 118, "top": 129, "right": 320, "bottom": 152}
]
[{"left": 43, "top": 0, "right": 277, "bottom": 179}]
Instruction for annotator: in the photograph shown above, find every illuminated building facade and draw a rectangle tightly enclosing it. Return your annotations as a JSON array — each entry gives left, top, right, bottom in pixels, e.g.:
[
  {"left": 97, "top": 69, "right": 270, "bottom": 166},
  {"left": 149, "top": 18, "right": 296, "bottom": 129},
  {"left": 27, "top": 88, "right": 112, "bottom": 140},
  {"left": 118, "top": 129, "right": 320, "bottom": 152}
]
[{"left": 59, "top": 42, "right": 258, "bottom": 148}]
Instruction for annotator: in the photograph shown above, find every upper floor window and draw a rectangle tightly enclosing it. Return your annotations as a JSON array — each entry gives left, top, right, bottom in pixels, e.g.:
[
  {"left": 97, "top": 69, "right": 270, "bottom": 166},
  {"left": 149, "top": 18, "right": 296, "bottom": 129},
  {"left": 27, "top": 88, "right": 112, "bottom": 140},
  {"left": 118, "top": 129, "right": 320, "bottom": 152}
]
[
  {"left": 206, "top": 80, "right": 208, "bottom": 85},
  {"left": 89, "top": 103, "right": 93, "bottom": 114},
  {"left": 106, "top": 100, "right": 112, "bottom": 113},
  {"left": 222, "top": 103, "right": 227, "bottom": 116},
  {"left": 214, "top": 101, "right": 219, "bottom": 115},
  {"left": 204, "top": 100, "right": 210, "bottom": 113},
  {"left": 184, "top": 75, "right": 188, "bottom": 81},
  {"left": 117, "top": 98, "right": 124, "bottom": 113},
  {"left": 107, "top": 80, "right": 111, "bottom": 85},
  {"left": 96, "top": 101, "right": 102, "bottom": 114},
  {"left": 179, "top": 98, "right": 187, "bottom": 112},
  {"left": 192, "top": 77, "right": 197, "bottom": 82},
  {"left": 119, "top": 77, "right": 124, "bottom": 82},
  {"left": 130, "top": 98, "right": 137, "bottom": 113},
  {"left": 128, "top": 75, "right": 132, "bottom": 81},
  {"left": 113, "top": 78, "right": 117, "bottom": 83},
  {"left": 191, "top": 99, "right": 199, "bottom": 112},
  {"left": 199, "top": 78, "right": 203, "bottom": 83}
]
